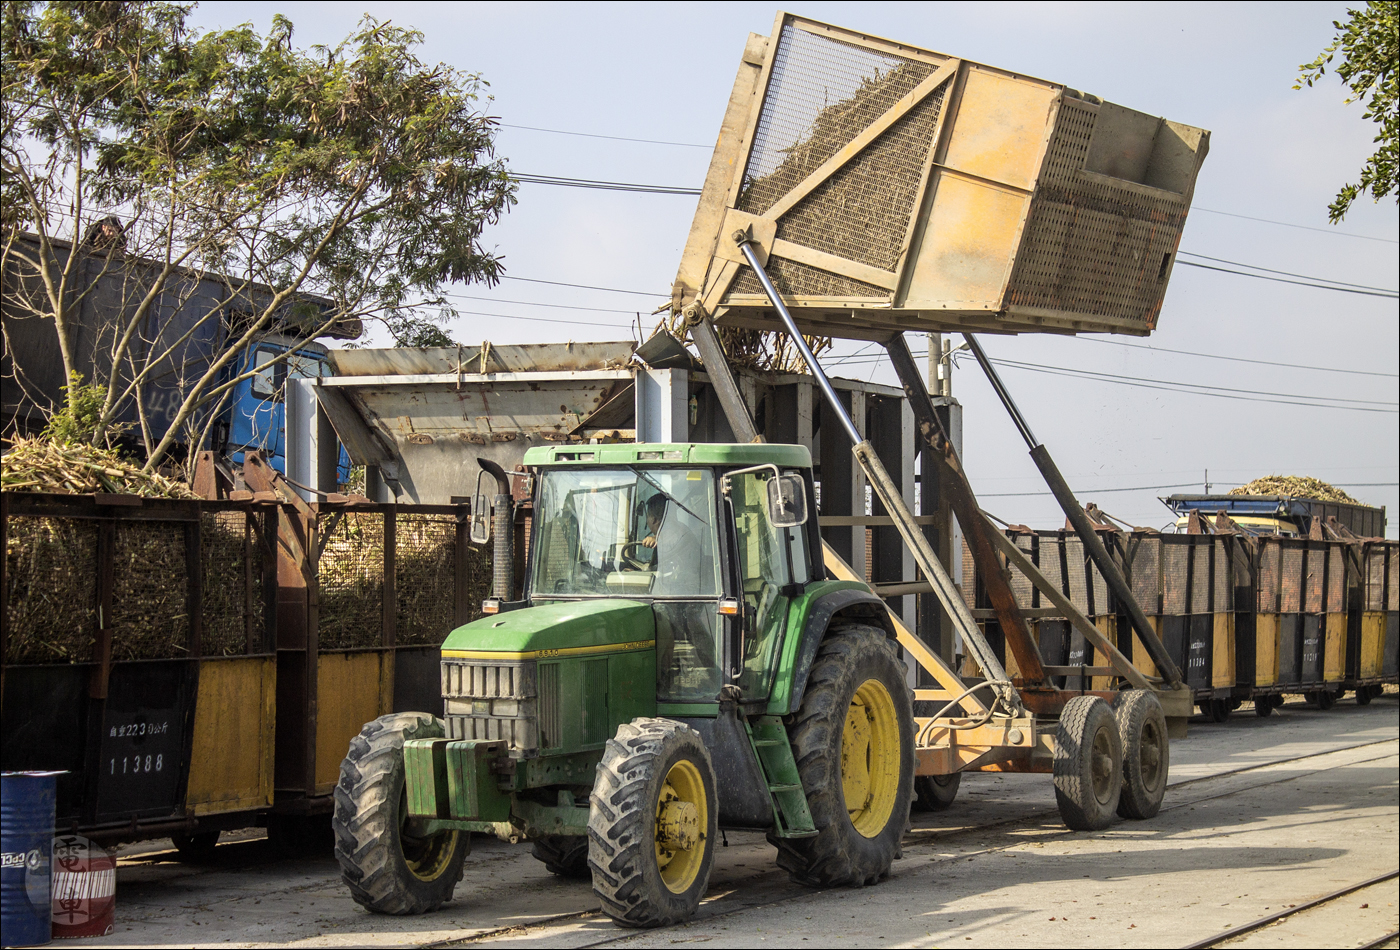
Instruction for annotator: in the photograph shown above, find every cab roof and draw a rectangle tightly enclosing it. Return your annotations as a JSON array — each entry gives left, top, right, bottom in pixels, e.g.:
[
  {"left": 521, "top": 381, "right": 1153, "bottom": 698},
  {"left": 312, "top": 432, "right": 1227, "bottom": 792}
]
[{"left": 523, "top": 442, "right": 811, "bottom": 469}]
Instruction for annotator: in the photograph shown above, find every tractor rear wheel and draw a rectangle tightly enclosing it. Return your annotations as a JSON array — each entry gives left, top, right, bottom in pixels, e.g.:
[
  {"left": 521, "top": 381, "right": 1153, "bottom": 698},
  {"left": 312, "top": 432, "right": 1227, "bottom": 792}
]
[
  {"left": 531, "top": 835, "right": 591, "bottom": 879},
  {"left": 589, "top": 719, "right": 717, "bottom": 928},
  {"left": 333, "top": 713, "right": 469, "bottom": 915},
  {"left": 770, "top": 625, "right": 914, "bottom": 887}
]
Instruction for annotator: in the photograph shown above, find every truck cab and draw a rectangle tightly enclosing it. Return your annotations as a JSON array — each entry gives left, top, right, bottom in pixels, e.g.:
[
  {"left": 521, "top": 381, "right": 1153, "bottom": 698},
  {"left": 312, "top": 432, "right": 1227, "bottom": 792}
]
[{"left": 219, "top": 334, "right": 349, "bottom": 480}]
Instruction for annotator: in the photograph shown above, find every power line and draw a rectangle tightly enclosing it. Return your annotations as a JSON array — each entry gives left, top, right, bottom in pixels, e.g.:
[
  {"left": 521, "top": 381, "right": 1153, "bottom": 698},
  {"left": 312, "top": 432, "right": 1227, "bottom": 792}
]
[
  {"left": 499, "top": 275, "right": 669, "bottom": 299},
  {"left": 441, "top": 292, "right": 642, "bottom": 315},
  {"left": 1176, "top": 251, "right": 1397, "bottom": 293},
  {"left": 822, "top": 350, "right": 1400, "bottom": 411},
  {"left": 446, "top": 308, "right": 633, "bottom": 329},
  {"left": 989, "top": 358, "right": 1399, "bottom": 413},
  {"left": 825, "top": 343, "right": 1399, "bottom": 380},
  {"left": 501, "top": 123, "right": 711, "bottom": 149},
  {"left": 1174, "top": 259, "right": 1398, "bottom": 298},
  {"left": 512, "top": 173, "right": 701, "bottom": 196},
  {"left": 1194, "top": 207, "right": 1399, "bottom": 244},
  {"left": 1074, "top": 338, "right": 1400, "bottom": 378},
  {"left": 980, "top": 481, "right": 1200, "bottom": 497},
  {"left": 989, "top": 356, "right": 1397, "bottom": 405}
]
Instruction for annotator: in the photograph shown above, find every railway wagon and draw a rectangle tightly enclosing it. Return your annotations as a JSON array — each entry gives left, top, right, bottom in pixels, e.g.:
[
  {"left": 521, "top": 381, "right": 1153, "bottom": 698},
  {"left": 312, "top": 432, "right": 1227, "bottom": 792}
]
[
  {"left": 0, "top": 488, "right": 485, "bottom": 847},
  {"left": 962, "top": 526, "right": 1398, "bottom": 720}
]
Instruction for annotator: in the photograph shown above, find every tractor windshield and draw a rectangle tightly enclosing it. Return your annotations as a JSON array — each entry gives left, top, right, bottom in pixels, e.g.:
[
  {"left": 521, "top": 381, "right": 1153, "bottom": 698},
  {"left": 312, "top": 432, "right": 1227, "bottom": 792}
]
[{"left": 531, "top": 467, "right": 720, "bottom": 599}]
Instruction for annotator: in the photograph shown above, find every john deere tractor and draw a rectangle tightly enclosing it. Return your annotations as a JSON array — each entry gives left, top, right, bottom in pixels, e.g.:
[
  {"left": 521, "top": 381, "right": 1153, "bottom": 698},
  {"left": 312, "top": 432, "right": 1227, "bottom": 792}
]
[{"left": 332, "top": 443, "right": 915, "bottom": 927}]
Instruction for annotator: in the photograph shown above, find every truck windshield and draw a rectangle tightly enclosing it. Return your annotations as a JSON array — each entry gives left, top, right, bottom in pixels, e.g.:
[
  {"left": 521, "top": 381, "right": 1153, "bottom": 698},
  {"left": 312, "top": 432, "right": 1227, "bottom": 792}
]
[{"left": 532, "top": 467, "right": 720, "bottom": 599}]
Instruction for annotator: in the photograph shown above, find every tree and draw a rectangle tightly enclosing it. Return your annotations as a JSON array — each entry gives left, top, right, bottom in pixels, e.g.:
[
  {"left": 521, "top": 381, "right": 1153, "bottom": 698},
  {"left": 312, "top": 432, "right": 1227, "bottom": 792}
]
[
  {"left": 1, "top": 2, "right": 514, "bottom": 471},
  {"left": 1296, "top": 1, "right": 1399, "bottom": 221}
]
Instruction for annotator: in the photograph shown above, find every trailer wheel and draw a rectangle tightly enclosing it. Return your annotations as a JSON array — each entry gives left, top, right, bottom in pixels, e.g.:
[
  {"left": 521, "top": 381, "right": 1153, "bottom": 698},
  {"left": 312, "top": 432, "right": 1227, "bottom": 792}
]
[
  {"left": 333, "top": 712, "right": 469, "bottom": 915},
  {"left": 531, "top": 835, "right": 591, "bottom": 879},
  {"left": 1112, "top": 690, "right": 1168, "bottom": 820},
  {"left": 590, "top": 718, "right": 717, "bottom": 928},
  {"left": 769, "top": 625, "right": 914, "bottom": 887},
  {"left": 1254, "top": 695, "right": 1277, "bottom": 717},
  {"left": 1355, "top": 687, "right": 1372, "bottom": 706},
  {"left": 911, "top": 773, "right": 960, "bottom": 812},
  {"left": 1054, "top": 695, "right": 1122, "bottom": 831}
]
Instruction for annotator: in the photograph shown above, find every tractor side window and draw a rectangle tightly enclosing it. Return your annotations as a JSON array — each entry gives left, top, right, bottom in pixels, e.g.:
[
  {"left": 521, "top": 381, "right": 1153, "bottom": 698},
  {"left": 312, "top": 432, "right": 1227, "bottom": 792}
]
[{"left": 730, "top": 471, "right": 797, "bottom": 699}]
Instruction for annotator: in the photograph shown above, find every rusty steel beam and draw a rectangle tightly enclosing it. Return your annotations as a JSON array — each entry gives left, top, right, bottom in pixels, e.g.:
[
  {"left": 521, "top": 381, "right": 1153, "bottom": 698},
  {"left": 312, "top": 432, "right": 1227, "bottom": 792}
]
[{"left": 885, "top": 332, "right": 1049, "bottom": 687}]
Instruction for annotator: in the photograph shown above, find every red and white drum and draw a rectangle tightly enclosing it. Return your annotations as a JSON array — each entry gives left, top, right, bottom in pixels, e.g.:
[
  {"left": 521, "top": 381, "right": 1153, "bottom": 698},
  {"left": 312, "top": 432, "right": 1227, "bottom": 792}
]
[{"left": 50, "top": 835, "right": 115, "bottom": 939}]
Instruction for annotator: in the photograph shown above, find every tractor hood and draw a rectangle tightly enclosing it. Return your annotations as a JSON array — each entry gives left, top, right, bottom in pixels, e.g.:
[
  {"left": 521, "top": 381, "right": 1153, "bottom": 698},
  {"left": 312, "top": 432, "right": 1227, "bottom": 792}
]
[{"left": 441, "top": 599, "right": 655, "bottom": 657}]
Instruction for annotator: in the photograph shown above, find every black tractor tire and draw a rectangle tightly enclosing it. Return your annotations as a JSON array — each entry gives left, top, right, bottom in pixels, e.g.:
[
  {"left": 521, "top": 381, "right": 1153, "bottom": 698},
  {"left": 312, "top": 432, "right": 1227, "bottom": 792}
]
[
  {"left": 911, "top": 773, "right": 960, "bottom": 813},
  {"left": 1355, "top": 686, "right": 1373, "bottom": 706},
  {"left": 589, "top": 718, "right": 718, "bottom": 928},
  {"left": 171, "top": 831, "right": 219, "bottom": 862},
  {"left": 768, "top": 625, "right": 914, "bottom": 887},
  {"left": 1054, "top": 695, "right": 1123, "bottom": 831},
  {"left": 1254, "top": 694, "right": 1276, "bottom": 717},
  {"left": 1112, "top": 690, "right": 1169, "bottom": 820},
  {"left": 532, "top": 835, "right": 591, "bottom": 879},
  {"left": 333, "top": 712, "right": 470, "bottom": 915}
]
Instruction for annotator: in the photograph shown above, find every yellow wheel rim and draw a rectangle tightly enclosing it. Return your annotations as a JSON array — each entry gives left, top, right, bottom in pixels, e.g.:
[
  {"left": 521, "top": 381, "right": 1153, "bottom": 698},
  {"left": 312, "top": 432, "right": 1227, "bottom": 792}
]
[
  {"left": 654, "top": 759, "right": 708, "bottom": 894},
  {"left": 399, "top": 790, "right": 460, "bottom": 882},
  {"left": 841, "top": 678, "right": 901, "bottom": 838}
]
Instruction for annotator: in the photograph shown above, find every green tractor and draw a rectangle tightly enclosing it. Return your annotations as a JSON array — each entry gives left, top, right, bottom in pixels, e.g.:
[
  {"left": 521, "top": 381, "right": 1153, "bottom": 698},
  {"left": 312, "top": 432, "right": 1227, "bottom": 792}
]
[{"left": 332, "top": 442, "right": 917, "bottom": 927}]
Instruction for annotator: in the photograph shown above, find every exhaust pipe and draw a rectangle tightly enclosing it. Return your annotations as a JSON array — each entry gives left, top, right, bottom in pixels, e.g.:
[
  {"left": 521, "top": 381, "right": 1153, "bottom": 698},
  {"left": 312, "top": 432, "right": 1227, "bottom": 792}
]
[{"left": 476, "top": 458, "right": 514, "bottom": 600}]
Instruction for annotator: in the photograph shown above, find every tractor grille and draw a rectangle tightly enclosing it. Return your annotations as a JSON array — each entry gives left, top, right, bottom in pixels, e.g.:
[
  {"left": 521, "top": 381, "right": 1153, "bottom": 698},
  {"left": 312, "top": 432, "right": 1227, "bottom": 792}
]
[{"left": 441, "top": 658, "right": 540, "bottom": 757}]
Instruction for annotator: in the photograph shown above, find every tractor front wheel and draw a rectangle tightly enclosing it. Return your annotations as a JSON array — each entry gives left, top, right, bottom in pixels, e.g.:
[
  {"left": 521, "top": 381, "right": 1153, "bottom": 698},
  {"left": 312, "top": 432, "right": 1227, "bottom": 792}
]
[
  {"left": 333, "top": 713, "right": 469, "bottom": 915},
  {"left": 770, "top": 625, "right": 914, "bottom": 887},
  {"left": 589, "top": 719, "right": 718, "bottom": 928}
]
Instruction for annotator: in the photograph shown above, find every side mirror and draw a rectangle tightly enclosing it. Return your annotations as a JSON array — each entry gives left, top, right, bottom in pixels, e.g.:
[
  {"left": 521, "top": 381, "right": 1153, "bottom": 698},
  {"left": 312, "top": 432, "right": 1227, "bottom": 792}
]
[
  {"left": 469, "top": 469, "right": 491, "bottom": 545},
  {"left": 766, "top": 473, "right": 807, "bottom": 528}
]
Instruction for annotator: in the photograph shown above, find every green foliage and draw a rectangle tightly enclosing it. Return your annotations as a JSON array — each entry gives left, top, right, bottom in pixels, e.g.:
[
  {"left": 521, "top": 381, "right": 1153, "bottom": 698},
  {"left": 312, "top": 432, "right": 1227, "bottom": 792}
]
[
  {"left": 2, "top": 2, "right": 515, "bottom": 466},
  {"left": 1296, "top": 1, "right": 1399, "bottom": 221},
  {"left": 42, "top": 372, "right": 125, "bottom": 445}
]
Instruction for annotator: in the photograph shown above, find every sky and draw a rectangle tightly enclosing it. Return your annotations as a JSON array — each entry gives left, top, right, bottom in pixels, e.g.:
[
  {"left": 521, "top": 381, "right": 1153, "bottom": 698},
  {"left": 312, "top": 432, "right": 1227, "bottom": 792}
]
[{"left": 189, "top": 1, "right": 1400, "bottom": 537}]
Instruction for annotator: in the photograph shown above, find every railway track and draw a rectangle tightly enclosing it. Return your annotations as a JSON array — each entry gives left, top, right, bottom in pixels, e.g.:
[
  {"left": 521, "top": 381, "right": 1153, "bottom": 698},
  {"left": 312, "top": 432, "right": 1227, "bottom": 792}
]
[
  {"left": 1182, "top": 870, "right": 1399, "bottom": 949},
  {"left": 432, "top": 736, "right": 1400, "bottom": 949}
]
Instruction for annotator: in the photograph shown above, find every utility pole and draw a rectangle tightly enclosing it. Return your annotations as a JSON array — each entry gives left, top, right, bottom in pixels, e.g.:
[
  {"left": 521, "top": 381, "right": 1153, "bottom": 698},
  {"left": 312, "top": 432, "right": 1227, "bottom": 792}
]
[{"left": 919, "top": 332, "right": 963, "bottom": 666}]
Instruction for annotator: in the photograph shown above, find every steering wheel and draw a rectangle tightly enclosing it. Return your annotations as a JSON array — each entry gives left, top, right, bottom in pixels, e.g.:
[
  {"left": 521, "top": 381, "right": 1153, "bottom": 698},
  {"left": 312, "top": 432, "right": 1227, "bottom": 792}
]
[{"left": 618, "top": 541, "right": 652, "bottom": 571}]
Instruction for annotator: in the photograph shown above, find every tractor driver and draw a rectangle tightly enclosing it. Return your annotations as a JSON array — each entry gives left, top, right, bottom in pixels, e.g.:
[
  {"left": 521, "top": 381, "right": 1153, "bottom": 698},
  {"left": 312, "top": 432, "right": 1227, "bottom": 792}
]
[{"left": 639, "top": 492, "right": 702, "bottom": 595}]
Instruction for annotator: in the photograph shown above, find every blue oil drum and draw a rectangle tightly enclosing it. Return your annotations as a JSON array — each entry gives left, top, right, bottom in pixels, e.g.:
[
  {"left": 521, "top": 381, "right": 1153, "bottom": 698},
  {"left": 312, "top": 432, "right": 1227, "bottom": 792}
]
[{"left": 1, "top": 771, "right": 62, "bottom": 948}]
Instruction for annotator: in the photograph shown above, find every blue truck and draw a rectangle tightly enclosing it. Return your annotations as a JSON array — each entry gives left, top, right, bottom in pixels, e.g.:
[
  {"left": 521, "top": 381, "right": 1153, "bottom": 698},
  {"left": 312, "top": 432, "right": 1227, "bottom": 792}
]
[{"left": 218, "top": 333, "right": 349, "bottom": 481}]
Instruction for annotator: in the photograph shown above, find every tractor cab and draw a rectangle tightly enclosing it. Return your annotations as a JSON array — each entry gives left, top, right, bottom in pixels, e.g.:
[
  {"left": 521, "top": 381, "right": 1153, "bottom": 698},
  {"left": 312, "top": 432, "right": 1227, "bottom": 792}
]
[{"left": 522, "top": 442, "right": 817, "bottom": 707}]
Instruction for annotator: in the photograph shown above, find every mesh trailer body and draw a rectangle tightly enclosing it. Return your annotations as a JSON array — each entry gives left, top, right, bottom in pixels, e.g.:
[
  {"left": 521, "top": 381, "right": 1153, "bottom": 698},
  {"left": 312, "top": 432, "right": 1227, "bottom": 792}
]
[{"left": 674, "top": 11, "right": 1210, "bottom": 341}]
